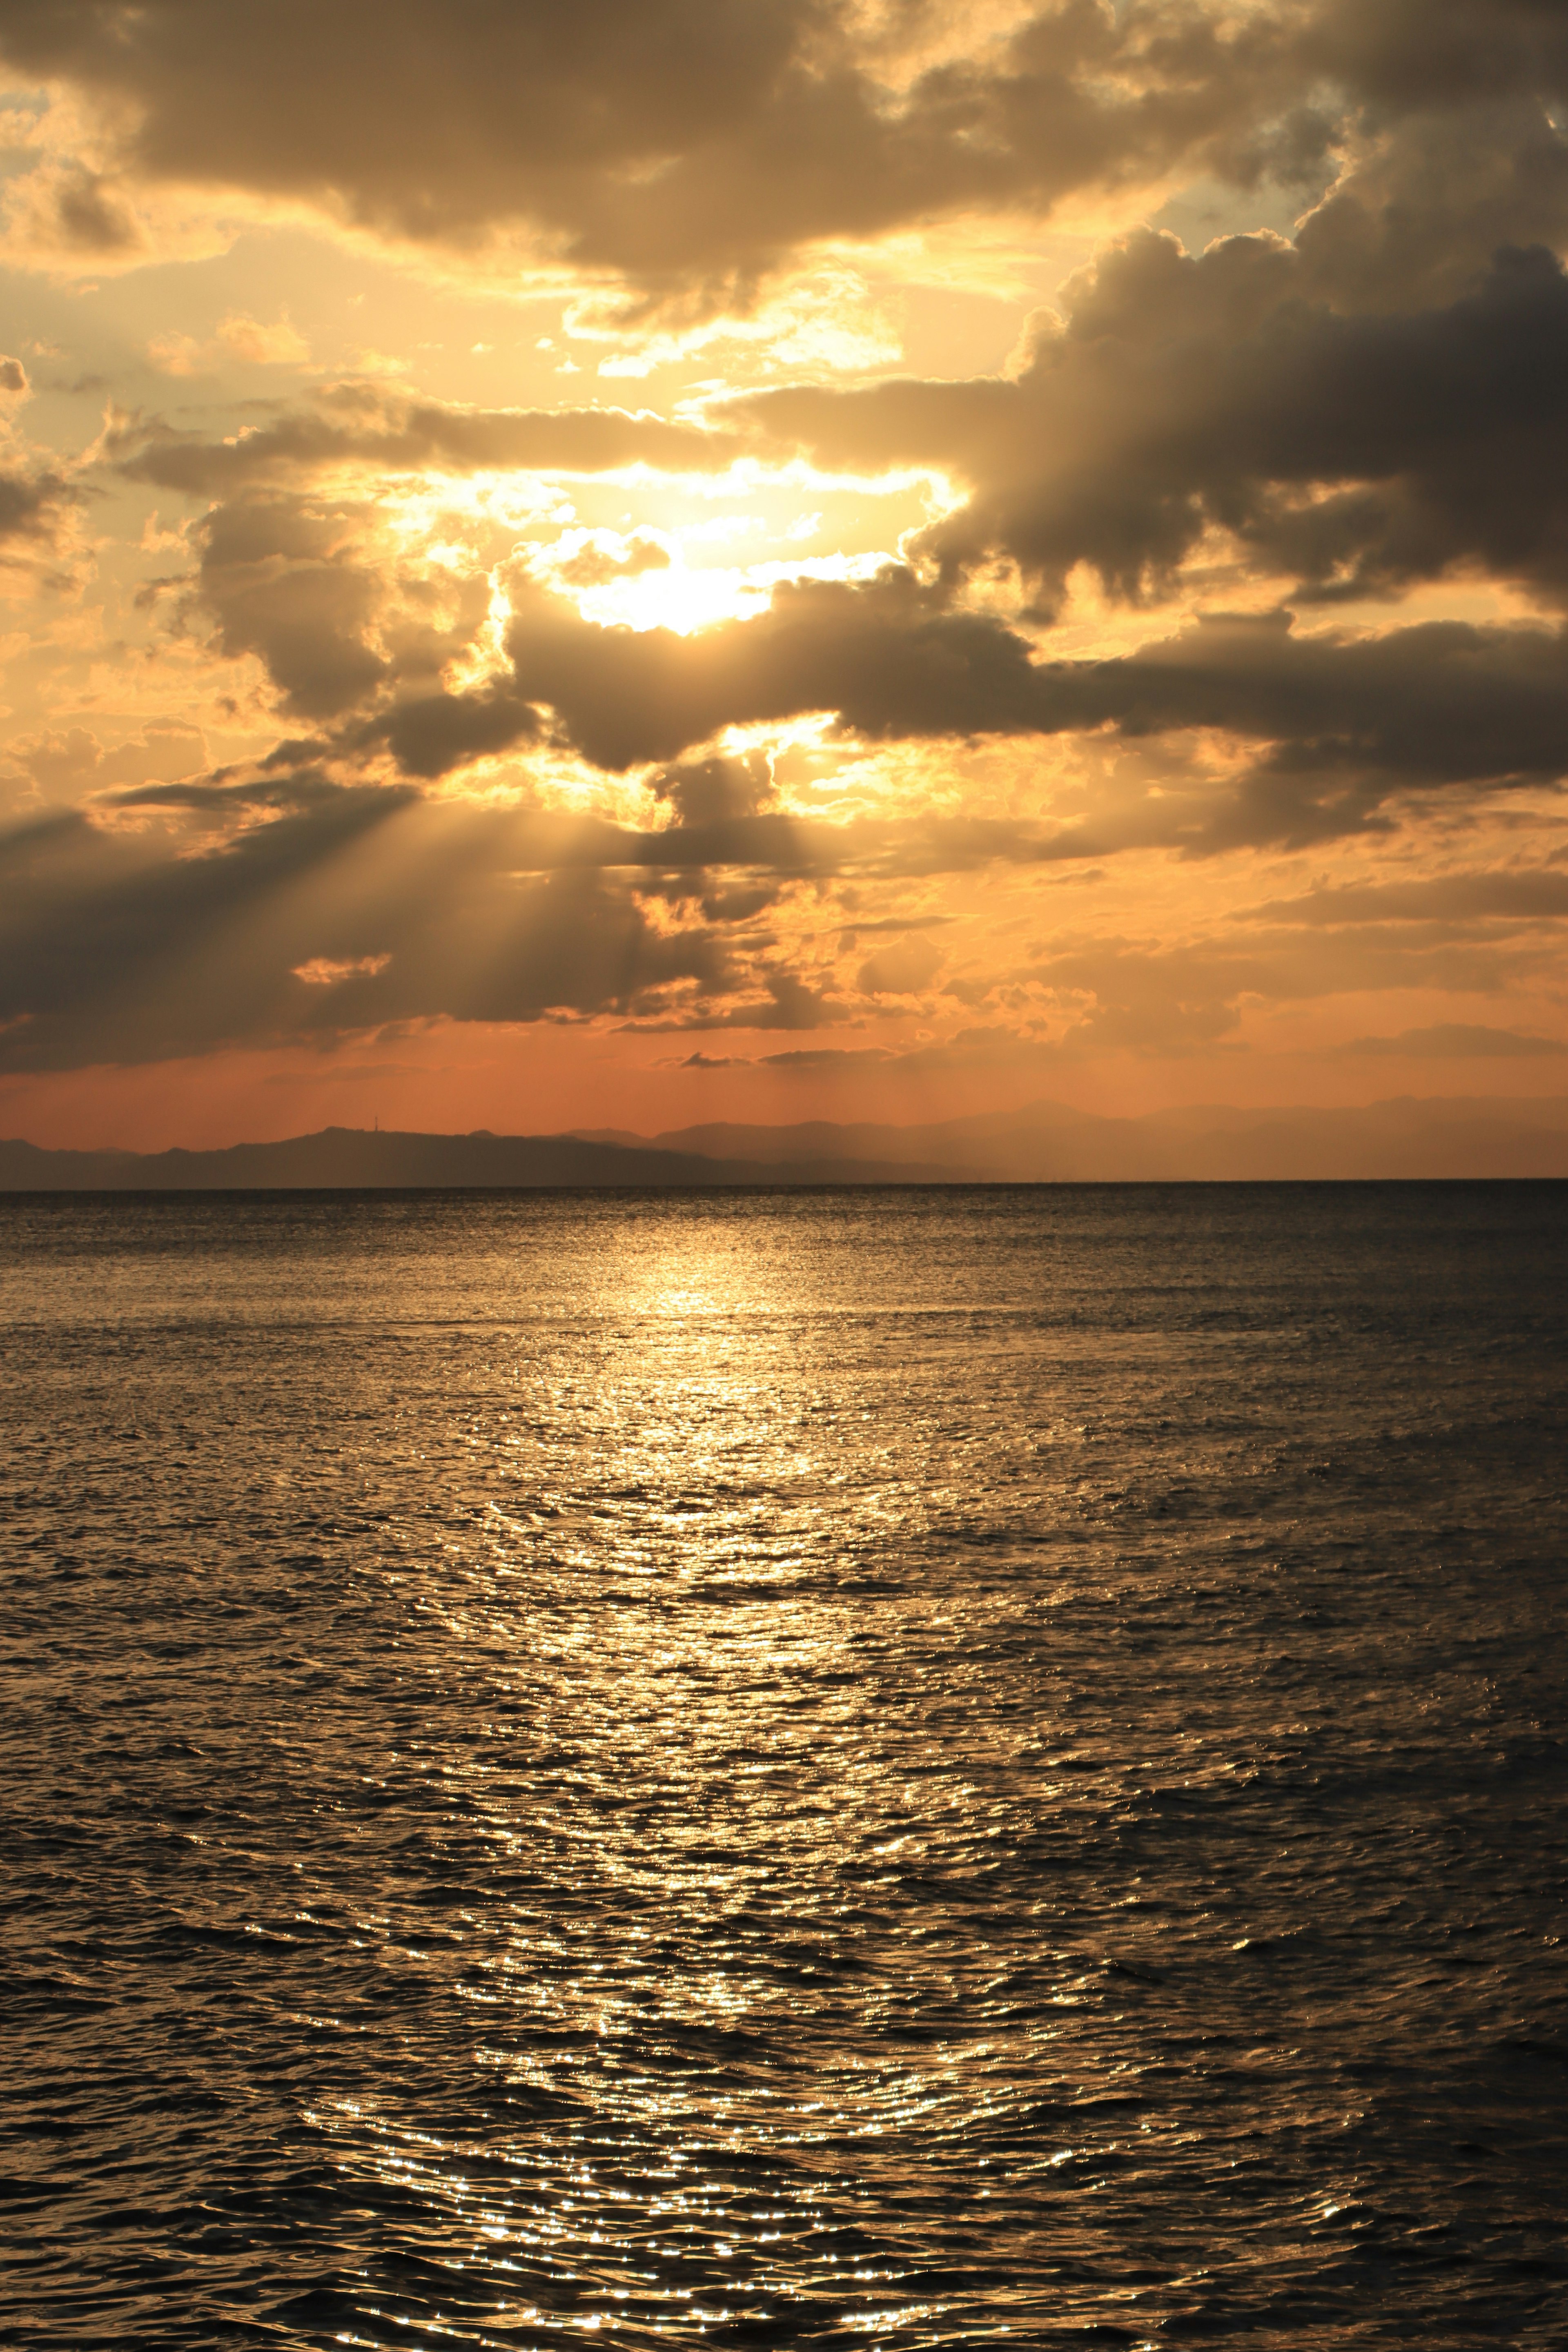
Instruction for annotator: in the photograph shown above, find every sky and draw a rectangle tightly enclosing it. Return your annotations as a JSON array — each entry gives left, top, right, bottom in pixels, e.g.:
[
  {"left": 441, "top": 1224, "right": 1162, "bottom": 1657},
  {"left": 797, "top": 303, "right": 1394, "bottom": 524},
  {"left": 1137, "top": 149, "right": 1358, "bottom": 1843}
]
[{"left": 2, "top": 0, "right": 1568, "bottom": 1149}]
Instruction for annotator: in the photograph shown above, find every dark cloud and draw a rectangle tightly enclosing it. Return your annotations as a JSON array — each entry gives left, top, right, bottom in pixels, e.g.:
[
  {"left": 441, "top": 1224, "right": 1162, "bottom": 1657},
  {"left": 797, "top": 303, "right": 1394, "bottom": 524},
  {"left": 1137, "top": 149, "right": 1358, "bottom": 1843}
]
[
  {"left": 191, "top": 493, "right": 396, "bottom": 717},
  {"left": 112, "top": 390, "right": 737, "bottom": 497},
  {"left": 1302, "top": 0, "right": 1568, "bottom": 112},
  {"left": 44, "top": 163, "right": 144, "bottom": 251},
  {"left": 0, "top": 0, "right": 1335, "bottom": 302},
  {"left": 0, "top": 459, "right": 76, "bottom": 552},
  {"left": 1285, "top": 102, "right": 1568, "bottom": 314},
  {"left": 13, "top": 758, "right": 1552, "bottom": 1072},
  {"left": 1052, "top": 610, "right": 1568, "bottom": 850},
  {"left": 356, "top": 566, "right": 1054, "bottom": 773},
  {"left": 0, "top": 777, "right": 771, "bottom": 1071},
  {"left": 374, "top": 586, "right": 1568, "bottom": 847},
  {"left": 650, "top": 751, "right": 775, "bottom": 829},
  {"left": 153, "top": 485, "right": 499, "bottom": 721},
  {"left": 375, "top": 686, "right": 546, "bottom": 777},
  {"left": 1243, "top": 870, "right": 1568, "bottom": 927},
  {"left": 4, "top": 2, "right": 1559, "bottom": 307},
  {"left": 733, "top": 238, "right": 1568, "bottom": 611},
  {"left": 134, "top": 241, "right": 1568, "bottom": 765},
  {"left": 143, "top": 447, "right": 1568, "bottom": 843},
  {"left": 7, "top": 3, "right": 1568, "bottom": 1091}
]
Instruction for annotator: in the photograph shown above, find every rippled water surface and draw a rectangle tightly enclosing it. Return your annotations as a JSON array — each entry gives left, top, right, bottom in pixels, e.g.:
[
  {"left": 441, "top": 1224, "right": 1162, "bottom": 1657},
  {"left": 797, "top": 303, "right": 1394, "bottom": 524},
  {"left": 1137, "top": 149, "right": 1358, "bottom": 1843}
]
[{"left": 4, "top": 1184, "right": 1566, "bottom": 2349}]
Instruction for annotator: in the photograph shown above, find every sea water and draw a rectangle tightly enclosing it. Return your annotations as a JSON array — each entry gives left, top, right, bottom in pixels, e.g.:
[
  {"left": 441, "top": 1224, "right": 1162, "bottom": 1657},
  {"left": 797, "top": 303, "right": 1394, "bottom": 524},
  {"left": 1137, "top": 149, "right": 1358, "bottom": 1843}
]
[{"left": 2, "top": 1184, "right": 1565, "bottom": 2348}]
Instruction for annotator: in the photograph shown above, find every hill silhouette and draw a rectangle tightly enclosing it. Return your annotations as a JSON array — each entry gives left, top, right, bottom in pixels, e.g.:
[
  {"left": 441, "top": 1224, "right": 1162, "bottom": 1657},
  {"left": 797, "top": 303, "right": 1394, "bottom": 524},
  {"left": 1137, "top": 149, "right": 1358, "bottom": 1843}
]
[{"left": 4, "top": 1096, "right": 1567, "bottom": 1187}]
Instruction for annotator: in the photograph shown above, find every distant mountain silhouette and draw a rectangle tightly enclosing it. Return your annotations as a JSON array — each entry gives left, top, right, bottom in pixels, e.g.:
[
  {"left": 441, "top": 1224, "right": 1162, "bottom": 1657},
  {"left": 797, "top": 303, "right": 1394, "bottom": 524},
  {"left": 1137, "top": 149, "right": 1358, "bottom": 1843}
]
[
  {"left": 0, "top": 1124, "right": 946, "bottom": 1190},
  {"left": 3, "top": 1097, "right": 1566, "bottom": 1188},
  {"left": 588, "top": 1095, "right": 1568, "bottom": 1180}
]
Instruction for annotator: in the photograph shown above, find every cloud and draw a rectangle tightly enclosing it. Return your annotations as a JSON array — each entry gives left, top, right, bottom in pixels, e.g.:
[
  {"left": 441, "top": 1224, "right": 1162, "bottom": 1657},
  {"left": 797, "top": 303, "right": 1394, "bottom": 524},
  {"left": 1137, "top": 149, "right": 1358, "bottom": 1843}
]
[
  {"left": 1023, "top": 873, "right": 1568, "bottom": 1045},
  {"left": 732, "top": 237, "right": 1568, "bottom": 612},
  {"left": 6, "top": 753, "right": 1559, "bottom": 1074},
  {"left": 368, "top": 584, "right": 1568, "bottom": 847},
  {"left": 619, "top": 970, "right": 842, "bottom": 1032},
  {"left": 112, "top": 388, "right": 737, "bottom": 495},
  {"left": 1336, "top": 1021, "right": 1568, "bottom": 1056},
  {"left": 0, "top": 720, "right": 209, "bottom": 800},
  {"left": 10, "top": 1, "right": 1563, "bottom": 306},
  {"left": 677, "top": 1027, "right": 1067, "bottom": 1079},
  {"left": 1303, "top": 0, "right": 1568, "bottom": 117},
  {"left": 119, "top": 416, "right": 1568, "bottom": 848},
  {"left": 0, "top": 355, "right": 77, "bottom": 564},
  {"left": 5, "top": 160, "right": 145, "bottom": 259},
  {"left": 6, "top": 3, "right": 1568, "bottom": 1117},
  {"left": 0, "top": 0, "right": 1328, "bottom": 303},
  {"left": 1243, "top": 870, "right": 1568, "bottom": 927},
  {"left": 190, "top": 492, "right": 396, "bottom": 717},
  {"left": 292, "top": 952, "right": 392, "bottom": 985},
  {"left": 650, "top": 750, "right": 775, "bottom": 828},
  {"left": 0, "top": 776, "right": 771, "bottom": 1070},
  {"left": 142, "top": 470, "right": 1568, "bottom": 841},
  {"left": 147, "top": 311, "right": 311, "bottom": 376},
  {"left": 0, "top": 461, "right": 74, "bottom": 551},
  {"left": 857, "top": 932, "right": 944, "bottom": 996}
]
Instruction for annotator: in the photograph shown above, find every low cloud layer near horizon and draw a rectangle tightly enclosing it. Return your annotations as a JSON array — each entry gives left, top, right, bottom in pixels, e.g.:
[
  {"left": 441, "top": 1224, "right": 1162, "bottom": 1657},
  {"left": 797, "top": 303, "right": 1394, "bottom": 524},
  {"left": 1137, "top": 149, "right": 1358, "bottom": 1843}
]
[{"left": 2, "top": 0, "right": 1566, "bottom": 1146}]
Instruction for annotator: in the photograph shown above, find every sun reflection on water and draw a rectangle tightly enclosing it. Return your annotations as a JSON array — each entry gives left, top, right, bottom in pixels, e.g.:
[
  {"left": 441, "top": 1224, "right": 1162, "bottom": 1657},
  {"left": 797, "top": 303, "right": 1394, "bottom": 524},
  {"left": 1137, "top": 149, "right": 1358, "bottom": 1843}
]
[
  {"left": 13, "top": 1191, "right": 1564, "bottom": 2345},
  {"left": 303, "top": 1215, "right": 1039, "bottom": 2341}
]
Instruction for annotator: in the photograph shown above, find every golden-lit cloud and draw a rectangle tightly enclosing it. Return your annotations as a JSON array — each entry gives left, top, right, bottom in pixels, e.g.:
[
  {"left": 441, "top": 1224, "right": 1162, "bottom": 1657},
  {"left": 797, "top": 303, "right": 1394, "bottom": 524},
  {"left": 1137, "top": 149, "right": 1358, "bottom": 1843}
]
[
  {"left": 1, "top": 0, "right": 1566, "bottom": 1138},
  {"left": 147, "top": 310, "right": 311, "bottom": 376}
]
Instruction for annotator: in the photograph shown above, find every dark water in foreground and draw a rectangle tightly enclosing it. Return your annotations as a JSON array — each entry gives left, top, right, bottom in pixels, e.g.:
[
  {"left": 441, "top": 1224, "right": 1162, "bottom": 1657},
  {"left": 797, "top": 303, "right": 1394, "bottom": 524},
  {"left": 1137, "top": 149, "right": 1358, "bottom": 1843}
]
[{"left": 2, "top": 1185, "right": 1566, "bottom": 2350}]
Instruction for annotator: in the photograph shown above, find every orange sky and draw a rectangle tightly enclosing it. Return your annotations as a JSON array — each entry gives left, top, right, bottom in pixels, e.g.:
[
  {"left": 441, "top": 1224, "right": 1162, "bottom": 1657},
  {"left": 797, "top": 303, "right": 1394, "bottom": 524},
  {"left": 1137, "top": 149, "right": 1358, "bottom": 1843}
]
[{"left": 2, "top": 1, "right": 1566, "bottom": 1149}]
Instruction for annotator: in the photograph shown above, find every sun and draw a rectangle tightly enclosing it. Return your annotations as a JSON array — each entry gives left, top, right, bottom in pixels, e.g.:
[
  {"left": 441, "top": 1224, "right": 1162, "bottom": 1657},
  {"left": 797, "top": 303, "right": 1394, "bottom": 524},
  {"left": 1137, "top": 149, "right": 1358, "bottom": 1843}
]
[{"left": 575, "top": 560, "right": 766, "bottom": 636}]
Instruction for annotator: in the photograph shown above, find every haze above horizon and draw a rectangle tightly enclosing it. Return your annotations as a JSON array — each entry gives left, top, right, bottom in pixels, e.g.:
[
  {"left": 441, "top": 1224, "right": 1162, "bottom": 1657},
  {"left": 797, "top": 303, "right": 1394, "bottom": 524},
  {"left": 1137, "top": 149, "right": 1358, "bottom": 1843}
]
[{"left": 6, "top": 1091, "right": 1568, "bottom": 1183}]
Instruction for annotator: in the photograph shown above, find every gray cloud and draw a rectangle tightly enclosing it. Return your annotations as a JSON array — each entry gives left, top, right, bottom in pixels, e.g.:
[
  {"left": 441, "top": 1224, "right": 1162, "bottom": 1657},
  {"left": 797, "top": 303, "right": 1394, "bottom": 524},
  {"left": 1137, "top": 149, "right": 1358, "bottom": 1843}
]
[
  {"left": 0, "top": 0, "right": 1340, "bottom": 302},
  {"left": 733, "top": 236, "right": 1568, "bottom": 612},
  {"left": 154, "top": 484, "right": 494, "bottom": 722},
  {"left": 376, "top": 587, "right": 1568, "bottom": 847},
  {"left": 190, "top": 493, "right": 396, "bottom": 718},
  {"left": 0, "top": 778, "right": 747, "bottom": 1070},
  {"left": 141, "top": 452, "right": 1568, "bottom": 844},
  {"left": 1026, "top": 919, "right": 1560, "bottom": 1051},
  {"left": 7, "top": 761, "right": 1558, "bottom": 1072},
  {"left": 650, "top": 751, "right": 775, "bottom": 829},
  {"left": 0, "top": 4, "right": 1561, "bottom": 325},
  {"left": 1303, "top": 0, "right": 1568, "bottom": 114},
  {"left": 1243, "top": 870, "right": 1568, "bottom": 926},
  {"left": 1336, "top": 1021, "right": 1568, "bottom": 1055},
  {"left": 0, "top": 459, "right": 76, "bottom": 552},
  {"left": 112, "top": 390, "right": 737, "bottom": 496},
  {"left": 11, "top": 2, "right": 1564, "bottom": 307}
]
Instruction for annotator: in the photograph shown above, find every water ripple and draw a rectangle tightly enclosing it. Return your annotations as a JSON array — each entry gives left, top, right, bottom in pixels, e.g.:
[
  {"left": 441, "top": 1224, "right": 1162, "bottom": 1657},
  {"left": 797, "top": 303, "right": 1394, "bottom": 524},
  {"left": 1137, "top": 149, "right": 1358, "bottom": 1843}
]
[{"left": 2, "top": 1185, "right": 1566, "bottom": 2347}]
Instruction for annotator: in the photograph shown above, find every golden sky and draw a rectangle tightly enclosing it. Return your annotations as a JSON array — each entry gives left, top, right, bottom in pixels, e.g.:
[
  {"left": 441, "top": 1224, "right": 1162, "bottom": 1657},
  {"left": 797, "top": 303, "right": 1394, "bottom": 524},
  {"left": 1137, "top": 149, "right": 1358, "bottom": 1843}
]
[{"left": 2, "top": 0, "right": 1567, "bottom": 1147}]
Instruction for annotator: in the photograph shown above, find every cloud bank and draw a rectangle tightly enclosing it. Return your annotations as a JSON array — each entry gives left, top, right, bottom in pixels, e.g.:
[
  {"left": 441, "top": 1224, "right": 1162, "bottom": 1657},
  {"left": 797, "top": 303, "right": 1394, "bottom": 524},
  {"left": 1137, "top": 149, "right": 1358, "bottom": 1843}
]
[{"left": 1, "top": 0, "right": 1566, "bottom": 1111}]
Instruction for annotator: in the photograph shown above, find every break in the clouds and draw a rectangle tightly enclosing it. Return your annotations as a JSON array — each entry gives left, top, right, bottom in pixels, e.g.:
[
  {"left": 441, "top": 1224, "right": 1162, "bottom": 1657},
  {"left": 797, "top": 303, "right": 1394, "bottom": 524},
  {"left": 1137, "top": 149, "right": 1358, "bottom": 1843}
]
[{"left": 1, "top": 0, "right": 1566, "bottom": 1129}]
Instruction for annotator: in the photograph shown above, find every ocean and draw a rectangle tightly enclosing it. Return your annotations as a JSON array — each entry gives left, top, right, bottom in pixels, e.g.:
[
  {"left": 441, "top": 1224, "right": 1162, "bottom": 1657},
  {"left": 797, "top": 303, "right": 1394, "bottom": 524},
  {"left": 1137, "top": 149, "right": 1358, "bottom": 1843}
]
[{"left": 3, "top": 1184, "right": 1566, "bottom": 2348}]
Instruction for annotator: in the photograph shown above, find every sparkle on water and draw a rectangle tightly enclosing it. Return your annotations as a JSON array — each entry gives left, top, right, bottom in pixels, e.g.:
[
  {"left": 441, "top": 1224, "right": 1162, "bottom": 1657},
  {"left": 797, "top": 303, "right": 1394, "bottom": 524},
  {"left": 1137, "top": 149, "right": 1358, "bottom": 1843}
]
[{"left": 3, "top": 1185, "right": 1566, "bottom": 2348}]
